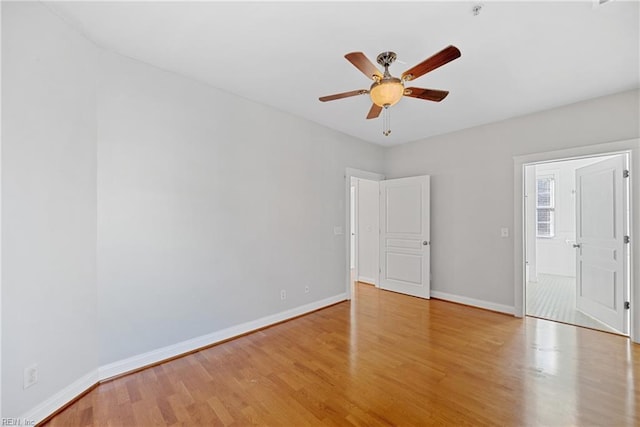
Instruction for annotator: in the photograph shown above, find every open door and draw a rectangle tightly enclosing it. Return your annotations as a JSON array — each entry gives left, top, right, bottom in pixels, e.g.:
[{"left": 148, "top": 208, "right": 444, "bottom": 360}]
[
  {"left": 379, "top": 176, "right": 430, "bottom": 298},
  {"left": 575, "top": 155, "right": 628, "bottom": 333}
]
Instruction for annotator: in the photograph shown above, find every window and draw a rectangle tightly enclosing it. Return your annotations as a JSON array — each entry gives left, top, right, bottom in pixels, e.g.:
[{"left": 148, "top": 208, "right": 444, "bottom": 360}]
[{"left": 536, "top": 176, "right": 555, "bottom": 237}]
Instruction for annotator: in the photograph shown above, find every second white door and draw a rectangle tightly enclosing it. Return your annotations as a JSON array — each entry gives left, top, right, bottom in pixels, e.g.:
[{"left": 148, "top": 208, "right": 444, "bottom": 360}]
[
  {"left": 575, "top": 155, "right": 628, "bottom": 333},
  {"left": 379, "top": 176, "right": 430, "bottom": 298}
]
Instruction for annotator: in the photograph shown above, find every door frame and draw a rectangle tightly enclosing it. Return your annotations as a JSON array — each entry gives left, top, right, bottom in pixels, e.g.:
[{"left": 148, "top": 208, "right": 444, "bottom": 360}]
[
  {"left": 350, "top": 179, "right": 358, "bottom": 280},
  {"left": 345, "top": 168, "right": 384, "bottom": 300},
  {"left": 513, "top": 138, "right": 640, "bottom": 343}
]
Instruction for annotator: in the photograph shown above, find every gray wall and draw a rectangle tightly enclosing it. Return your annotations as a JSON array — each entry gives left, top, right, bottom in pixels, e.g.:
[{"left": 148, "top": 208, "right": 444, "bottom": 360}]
[
  {"left": 1, "top": 1, "right": 99, "bottom": 416},
  {"left": 1, "top": 0, "right": 384, "bottom": 418},
  {"left": 384, "top": 89, "right": 640, "bottom": 308},
  {"left": 96, "top": 51, "right": 384, "bottom": 365}
]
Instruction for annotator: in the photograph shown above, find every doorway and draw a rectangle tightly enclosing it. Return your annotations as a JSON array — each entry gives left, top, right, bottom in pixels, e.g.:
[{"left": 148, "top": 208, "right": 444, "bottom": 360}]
[
  {"left": 350, "top": 176, "right": 380, "bottom": 292},
  {"left": 345, "top": 168, "right": 384, "bottom": 300},
  {"left": 524, "top": 153, "right": 630, "bottom": 335},
  {"left": 345, "top": 168, "right": 432, "bottom": 301}
]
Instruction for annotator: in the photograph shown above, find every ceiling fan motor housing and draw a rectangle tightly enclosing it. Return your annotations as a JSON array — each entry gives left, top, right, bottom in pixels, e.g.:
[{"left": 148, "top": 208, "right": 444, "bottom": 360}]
[{"left": 376, "top": 51, "right": 397, "bottom": 68}]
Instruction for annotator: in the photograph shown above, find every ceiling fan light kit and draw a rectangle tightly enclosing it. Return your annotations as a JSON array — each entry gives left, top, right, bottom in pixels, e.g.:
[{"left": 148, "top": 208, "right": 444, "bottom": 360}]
[
  {"left": 319, "top": 45, "right": 461, "bottom": 136},
  {"left": 370, "top": 77, "right": 404, "bottom": 108},
  {"left": 370, "top": 51, "right": 404, "bottom": 108}
]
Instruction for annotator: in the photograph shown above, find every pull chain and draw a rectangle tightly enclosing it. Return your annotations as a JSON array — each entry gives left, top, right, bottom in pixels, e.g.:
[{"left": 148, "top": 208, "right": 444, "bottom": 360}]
[{"left": 382, "top": 105, "right": 391, "bottom": 136}]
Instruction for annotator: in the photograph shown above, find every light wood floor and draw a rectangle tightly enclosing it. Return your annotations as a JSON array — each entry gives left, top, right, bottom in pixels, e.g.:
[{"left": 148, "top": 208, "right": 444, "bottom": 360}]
[{"left": 44, "top": 282, "right": 639, "bottom": 426}]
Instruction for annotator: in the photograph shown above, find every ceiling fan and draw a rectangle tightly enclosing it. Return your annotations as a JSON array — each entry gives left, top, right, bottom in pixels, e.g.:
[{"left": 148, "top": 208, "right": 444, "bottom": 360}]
[{"left": 319, "top": 45, "right": 461, "bottom": 136}]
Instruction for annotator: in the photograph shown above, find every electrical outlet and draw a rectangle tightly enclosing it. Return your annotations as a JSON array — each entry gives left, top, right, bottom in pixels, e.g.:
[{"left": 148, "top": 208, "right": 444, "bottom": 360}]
[
  {"left": 24, "top": 364, "right": 38, "bottom": 389},
  {"left": 280, "top": 290, "right": 286, "bottom": 300},
  {"left": 305, "top": 286, "right": 310, "bottom": 293}
]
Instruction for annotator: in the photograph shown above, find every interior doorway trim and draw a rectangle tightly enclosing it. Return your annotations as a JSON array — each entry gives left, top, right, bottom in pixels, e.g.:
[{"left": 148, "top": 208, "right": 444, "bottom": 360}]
[
  {"left": 513, "top": 138, "right": 640, "bottom": 343},
  {"left": 345, "top": 168, "right": 384, "bottom": 300}
]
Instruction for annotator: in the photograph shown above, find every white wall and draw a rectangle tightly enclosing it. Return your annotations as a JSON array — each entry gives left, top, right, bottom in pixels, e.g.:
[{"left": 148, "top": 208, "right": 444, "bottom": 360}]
[
  {"left": 384, "top": 89, "right": 640, "bottom": 309},
  {"left": 356, "top": 179, "right": 379, "bottom": 284},
  {"left": 96, "top": 51, "right": 384, "bottom": 365},
  {"left": 534, "top": 157, "right": 614, "bottom": 277},
  {"left": 1, "top": 2, "right": 98, "bottom": 417}
]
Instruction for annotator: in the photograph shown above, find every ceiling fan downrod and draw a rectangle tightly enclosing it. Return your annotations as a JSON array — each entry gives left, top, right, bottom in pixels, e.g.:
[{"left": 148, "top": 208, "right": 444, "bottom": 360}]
[
  {"left": 378, "top": 52, "right": 397, "bottom": 136},
  {"left": 376, "top": 51, "right": 397, "bottom": 73}
]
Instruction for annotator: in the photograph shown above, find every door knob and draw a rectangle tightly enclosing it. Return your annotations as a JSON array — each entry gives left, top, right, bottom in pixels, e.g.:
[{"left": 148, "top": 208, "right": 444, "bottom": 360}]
[
  {"left": 423, "top": 241, "right": 429, "bottom": 246},
  {"left": 573, "top": 243, "right": 581, "bottom": 248}
]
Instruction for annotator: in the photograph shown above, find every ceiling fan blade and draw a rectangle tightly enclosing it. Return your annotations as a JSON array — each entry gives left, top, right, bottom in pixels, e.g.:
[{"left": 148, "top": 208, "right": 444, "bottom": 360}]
[
  {"left": 366, "top": 104, "right": 382, "bottom": 119},
  {"left": 404, "top": 87, "right": 449, "bottom": 102},
  {"left": 319, "top": 89, "right": 368, "bottom": 102},
  {"left": 345, "top": 52, "right": 383, "bottom": 80},
  {"left": 401, "top": 45, "right": 461, "bottom": 81}
]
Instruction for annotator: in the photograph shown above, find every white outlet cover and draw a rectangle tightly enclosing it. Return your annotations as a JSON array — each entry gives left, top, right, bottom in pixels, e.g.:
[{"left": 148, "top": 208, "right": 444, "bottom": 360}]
[
  {"left": 333, "top": 226, "right": 343, "bottom": 235},
  {"left": 501, "top": 227, "right": 509, "bottom": 237},
  {"left": 24, "top": 364, "right": 38, "bottom": 389}
]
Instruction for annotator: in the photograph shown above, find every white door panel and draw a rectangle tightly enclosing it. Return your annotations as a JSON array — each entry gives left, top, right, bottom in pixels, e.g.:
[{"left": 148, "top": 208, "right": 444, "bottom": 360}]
[
  {"left": 580, "top": 170, "right": 616, "bottom": 238},
  {"left": 387, "top": 185, "right": 423, "bottom": 233},
  {"left": 576, "top": 155, "right": 628, "bottom": 333},
  {"left": 386, "top": 252, "right": 423, "bottom": 284},
  {"left": 380, "top": 176, "right": 430, "bottom": 299}
]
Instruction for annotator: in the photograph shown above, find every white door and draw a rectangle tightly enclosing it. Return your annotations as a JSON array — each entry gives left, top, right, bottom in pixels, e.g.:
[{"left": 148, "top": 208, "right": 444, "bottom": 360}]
[
  {"left": 575, "top": 155, "right": 628, "bottom": 333},
  {"left": 379, "top": 176, "right": 430, "bottom": 298}
]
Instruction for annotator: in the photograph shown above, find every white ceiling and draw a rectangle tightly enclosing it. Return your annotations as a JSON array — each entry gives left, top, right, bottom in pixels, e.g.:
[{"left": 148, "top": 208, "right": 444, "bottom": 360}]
[{"left": 46, "top": 1, "right": 640, "bottom": 146}]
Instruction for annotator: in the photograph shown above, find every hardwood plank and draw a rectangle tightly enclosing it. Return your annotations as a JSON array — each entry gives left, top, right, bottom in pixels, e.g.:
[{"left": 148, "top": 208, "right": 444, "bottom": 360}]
[{"left": 43, "top": 282, "right": 639, "bottom": 426}]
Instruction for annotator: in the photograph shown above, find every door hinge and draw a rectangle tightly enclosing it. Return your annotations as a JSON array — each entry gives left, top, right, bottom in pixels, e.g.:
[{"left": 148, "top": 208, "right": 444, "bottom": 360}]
[
  {"left": 623, "top": 169, "right": 629, "bottom": 178},
  {"left": 624, "top": 301, "right": 630, "bottom": 310},
  {"left": 624, "top": 235, "right": 630, "bottom": 244}
]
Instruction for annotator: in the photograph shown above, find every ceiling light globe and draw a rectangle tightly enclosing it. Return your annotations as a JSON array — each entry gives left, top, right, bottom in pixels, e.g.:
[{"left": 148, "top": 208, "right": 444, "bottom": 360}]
[{"left": 370, "top": 77, "right": 404, "bottom": 107}]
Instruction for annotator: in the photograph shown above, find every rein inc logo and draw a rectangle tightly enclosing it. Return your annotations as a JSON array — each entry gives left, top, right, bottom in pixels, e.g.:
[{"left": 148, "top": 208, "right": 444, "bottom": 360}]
[{"left": 1, "top": 419, "right": 35, "bottom": 426}]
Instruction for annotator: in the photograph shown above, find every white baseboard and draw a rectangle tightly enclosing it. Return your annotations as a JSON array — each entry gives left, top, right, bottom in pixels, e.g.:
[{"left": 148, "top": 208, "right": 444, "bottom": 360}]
[
  {"left": 431, "top": 291, "right": 515, "bottom": 315},
  {"left": 19, "top": 294, "right": 347, "bottom": 425},
  {"left": 357, "top": 276, "right": 376, "bottom": 285},
  {"left": 98, "top": 293, "right": 347, "bottom": 380},
  {"left": 21, "top": 369, "right": 98, "bottom": 425}
]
